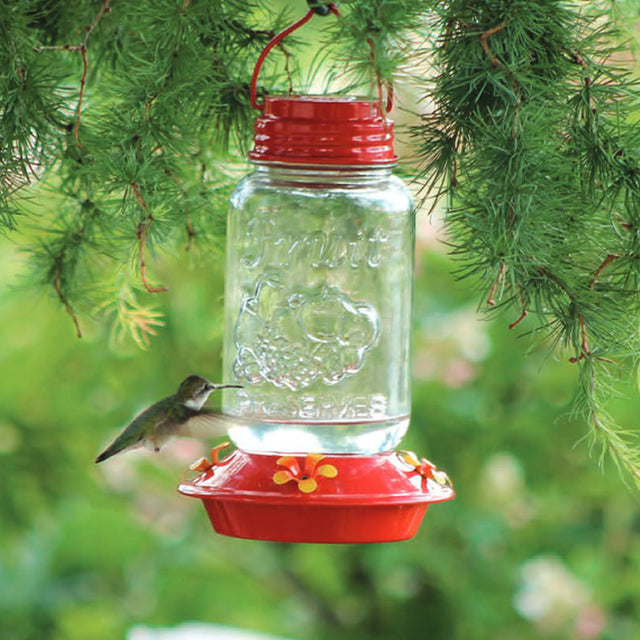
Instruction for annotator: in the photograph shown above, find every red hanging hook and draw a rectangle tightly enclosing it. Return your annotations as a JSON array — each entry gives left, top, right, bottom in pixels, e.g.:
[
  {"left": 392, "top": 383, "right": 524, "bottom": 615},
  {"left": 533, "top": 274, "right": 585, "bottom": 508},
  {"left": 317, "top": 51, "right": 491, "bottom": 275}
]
[
  {"left": 249, "top": 3, "right": 393, "bottom": 116},
  {"left": 386, "top": 83, "right": 394, "bottom": 114},
  {"left": 251, "top": 4, "right": 340, "bottom": 110},
  {"left": 251, "top": 10, "right": 313, "bottom": 110}
]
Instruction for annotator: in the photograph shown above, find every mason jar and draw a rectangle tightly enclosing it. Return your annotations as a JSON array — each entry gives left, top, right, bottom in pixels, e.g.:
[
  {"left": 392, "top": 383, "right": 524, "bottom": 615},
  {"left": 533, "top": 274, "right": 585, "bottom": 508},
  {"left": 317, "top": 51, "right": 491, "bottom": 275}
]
[{"left": 222, "top": 96, "right": 415, "bottom": 455}]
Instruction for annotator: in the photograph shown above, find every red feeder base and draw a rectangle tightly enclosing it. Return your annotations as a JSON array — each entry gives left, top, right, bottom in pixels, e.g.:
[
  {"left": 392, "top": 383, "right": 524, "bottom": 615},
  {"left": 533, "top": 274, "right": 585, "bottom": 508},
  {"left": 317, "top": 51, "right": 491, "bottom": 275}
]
[{"left": 178, "top": 449, "right": 454, "bottom": 544}]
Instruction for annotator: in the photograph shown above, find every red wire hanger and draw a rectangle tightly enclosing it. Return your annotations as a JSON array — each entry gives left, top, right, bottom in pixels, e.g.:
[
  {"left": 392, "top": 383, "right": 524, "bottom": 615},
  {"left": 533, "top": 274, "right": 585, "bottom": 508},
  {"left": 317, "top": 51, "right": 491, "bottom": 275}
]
[{"left": 250, "top": 2, "right": 393, "bottom": 115}]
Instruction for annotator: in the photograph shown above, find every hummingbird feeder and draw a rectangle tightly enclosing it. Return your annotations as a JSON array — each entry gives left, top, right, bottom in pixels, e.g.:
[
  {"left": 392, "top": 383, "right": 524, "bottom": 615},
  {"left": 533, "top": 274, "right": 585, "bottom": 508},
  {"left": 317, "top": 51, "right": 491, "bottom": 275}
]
[{"left": 178, "top": 4, "right": 454, "bottom": 543}]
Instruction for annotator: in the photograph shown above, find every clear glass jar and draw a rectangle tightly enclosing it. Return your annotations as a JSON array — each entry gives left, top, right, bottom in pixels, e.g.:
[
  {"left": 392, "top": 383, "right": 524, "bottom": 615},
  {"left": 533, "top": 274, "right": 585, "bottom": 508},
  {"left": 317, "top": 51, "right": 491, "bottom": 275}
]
[{"left": 222, "top": 163, "right": 415, "bottom": 454}]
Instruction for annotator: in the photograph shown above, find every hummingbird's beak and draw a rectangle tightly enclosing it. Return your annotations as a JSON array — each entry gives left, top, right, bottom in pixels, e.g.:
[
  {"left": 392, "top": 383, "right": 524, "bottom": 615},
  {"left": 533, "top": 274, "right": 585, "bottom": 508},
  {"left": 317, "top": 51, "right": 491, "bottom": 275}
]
[{"left": 212, "top": 383, "right": 243, "bottom": 390}]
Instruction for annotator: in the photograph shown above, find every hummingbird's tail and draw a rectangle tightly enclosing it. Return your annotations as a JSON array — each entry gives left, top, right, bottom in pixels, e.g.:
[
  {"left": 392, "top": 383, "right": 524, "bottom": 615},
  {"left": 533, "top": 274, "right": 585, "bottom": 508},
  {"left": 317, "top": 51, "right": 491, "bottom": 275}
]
[
  {"left": 95, "top": 432, "right": 140, "bottom": 463},
  {"left": 95, "top": 444, "right": 118, "bottom": 463},
  {"left": 95, "top": 449, "right": 111, "bottom": 464}
]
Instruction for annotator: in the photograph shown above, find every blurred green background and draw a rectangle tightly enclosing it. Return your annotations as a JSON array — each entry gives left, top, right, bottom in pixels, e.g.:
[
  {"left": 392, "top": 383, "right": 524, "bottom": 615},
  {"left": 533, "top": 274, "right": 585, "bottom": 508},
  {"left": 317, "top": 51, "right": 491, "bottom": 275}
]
[
  {"left": 2, "top": 191, "right": 640, "bottom": 640},
  {"left": 3, "top": 3, "right": 640, "bottom": 637}
]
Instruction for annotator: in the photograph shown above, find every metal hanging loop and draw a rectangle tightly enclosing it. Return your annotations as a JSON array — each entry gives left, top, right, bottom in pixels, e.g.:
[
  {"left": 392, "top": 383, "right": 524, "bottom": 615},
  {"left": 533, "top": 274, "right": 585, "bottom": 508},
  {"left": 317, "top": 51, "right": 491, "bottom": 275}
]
[
  {"left": 249, "top": 2, "right": 393, "bottom": 115},
  {"left": 250, "top": 4, "right": 339, "bottom": 110}
]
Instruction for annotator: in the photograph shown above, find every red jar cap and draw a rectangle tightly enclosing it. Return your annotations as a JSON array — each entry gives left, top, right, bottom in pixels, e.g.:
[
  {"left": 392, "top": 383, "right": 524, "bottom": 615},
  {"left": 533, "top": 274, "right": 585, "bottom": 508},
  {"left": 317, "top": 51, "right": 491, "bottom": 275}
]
[{"left": 249, "top": 96, "right": 397, "bottom": 166}]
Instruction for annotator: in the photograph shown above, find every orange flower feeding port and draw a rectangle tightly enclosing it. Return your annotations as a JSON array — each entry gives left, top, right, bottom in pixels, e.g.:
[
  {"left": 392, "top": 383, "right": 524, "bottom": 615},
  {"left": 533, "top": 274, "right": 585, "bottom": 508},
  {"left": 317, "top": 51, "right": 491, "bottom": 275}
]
[{"left": 178, "top": 5, "right": 454, "bottom": 543}]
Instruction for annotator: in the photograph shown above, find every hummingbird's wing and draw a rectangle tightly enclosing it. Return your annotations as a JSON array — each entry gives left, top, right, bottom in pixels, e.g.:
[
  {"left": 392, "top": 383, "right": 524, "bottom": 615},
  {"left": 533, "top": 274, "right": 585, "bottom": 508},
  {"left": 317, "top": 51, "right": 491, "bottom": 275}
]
[
  {"left": 177, "top": 408, "right": 246, "bottom": 438},
  {"left": 95, "top": 397, "right": 172, "bottom": 463}
]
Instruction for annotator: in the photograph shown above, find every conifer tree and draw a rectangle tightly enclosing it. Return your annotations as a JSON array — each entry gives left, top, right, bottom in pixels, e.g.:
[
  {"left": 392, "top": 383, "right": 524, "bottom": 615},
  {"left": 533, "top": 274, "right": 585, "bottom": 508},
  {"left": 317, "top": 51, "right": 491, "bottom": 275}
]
[{"left": 2, "top": 0, "right": 640, "bottom": 482}]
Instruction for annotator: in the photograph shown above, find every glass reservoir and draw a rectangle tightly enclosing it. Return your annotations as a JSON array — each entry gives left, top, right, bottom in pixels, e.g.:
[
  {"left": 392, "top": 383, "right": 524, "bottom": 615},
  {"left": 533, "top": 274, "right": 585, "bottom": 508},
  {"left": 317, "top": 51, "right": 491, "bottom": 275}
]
[{"left": 223, "top": 97, "right": 415, "bottom": 454}]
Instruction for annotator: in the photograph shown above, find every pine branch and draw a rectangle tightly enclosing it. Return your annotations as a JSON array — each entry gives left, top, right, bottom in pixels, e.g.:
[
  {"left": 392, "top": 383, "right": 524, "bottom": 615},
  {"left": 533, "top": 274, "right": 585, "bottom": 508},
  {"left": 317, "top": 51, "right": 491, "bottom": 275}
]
[
  {"left": 1, "top": 3, "right": 70, "bottom": 226},
  {"left": 2, "top": 0, "right": 281, "bottom": 342},
  {"left": 34, "top": 0, "right": 112, "bottom": 146},
  {"left": 130, "top": 182, "right": 168, "bottom": 294},
  {"left": 330, "top": 0, "right": 428, "bottom": 100},
  {"left": 578, "top": 359, "right": 640, "bottom": 487},
  {"left": 95, "top": 279, "right": 165, "bottom": 351},
  {"left": 415, "top": 0, "right": 640, "bottom": 485},
  {"left": 4, "top": 0, "right": 640, "bottom": 486},
  {"left": 28, "top": 197, "right": 104, "bottom": 338}
]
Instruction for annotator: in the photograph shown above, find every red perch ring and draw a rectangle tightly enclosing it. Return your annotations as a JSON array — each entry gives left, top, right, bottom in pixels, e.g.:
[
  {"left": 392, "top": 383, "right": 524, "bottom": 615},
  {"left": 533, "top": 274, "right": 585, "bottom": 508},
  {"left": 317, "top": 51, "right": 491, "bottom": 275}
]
[{"left": 178, "top": 450, "right": 454, "bottom": 543}]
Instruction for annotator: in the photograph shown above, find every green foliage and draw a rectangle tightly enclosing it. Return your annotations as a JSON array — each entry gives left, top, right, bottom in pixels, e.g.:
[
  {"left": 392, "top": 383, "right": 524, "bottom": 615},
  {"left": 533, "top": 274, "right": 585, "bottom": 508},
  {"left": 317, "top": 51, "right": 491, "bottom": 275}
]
[
  {"left": 329, "top": 0, "right": 425, "bottom": 93},
  {"left": 414, "top": 0, "right": 640, "bottom": 483},
  {"left": 2, "top": 240, "right": 640, "bottom": 640},
  {"left": 2, "top": 0, "right": 282, "bottom": 340},
  {"left": 2, "top": 2, "right": 640, "bottom": 636}
]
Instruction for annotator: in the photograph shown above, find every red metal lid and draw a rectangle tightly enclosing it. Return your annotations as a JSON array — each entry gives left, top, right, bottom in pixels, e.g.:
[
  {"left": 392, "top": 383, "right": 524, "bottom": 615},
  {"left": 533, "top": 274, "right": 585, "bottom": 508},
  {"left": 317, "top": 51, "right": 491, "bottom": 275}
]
[
  {"left": 178, "top": 449, "right": 454, "bottom": 543},
  {"left": 248, "top": 96, "right": 397, "bottom": 166}
]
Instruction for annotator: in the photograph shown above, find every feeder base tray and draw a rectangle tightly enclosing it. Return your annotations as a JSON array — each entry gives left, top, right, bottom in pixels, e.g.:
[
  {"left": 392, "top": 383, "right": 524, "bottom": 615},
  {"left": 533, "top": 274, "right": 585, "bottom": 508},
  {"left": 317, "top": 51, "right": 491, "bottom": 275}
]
[{"left": 178, "top": 450, "right": 454, "bottom": 544}]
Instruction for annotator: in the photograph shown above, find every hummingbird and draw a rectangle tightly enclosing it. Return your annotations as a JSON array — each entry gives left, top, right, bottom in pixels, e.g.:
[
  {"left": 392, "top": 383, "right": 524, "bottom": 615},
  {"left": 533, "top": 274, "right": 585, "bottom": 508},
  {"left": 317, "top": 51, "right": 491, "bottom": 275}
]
[{"left": 95, "top": 375, "right": 243, "bottom": 463}]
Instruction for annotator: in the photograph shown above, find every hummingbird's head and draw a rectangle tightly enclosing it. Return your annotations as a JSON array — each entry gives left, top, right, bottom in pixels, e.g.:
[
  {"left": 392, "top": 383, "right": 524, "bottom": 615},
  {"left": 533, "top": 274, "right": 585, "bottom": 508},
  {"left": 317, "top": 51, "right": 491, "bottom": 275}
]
[{"left": 176, "top": 375, "right": 242, "bottom": 410}]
